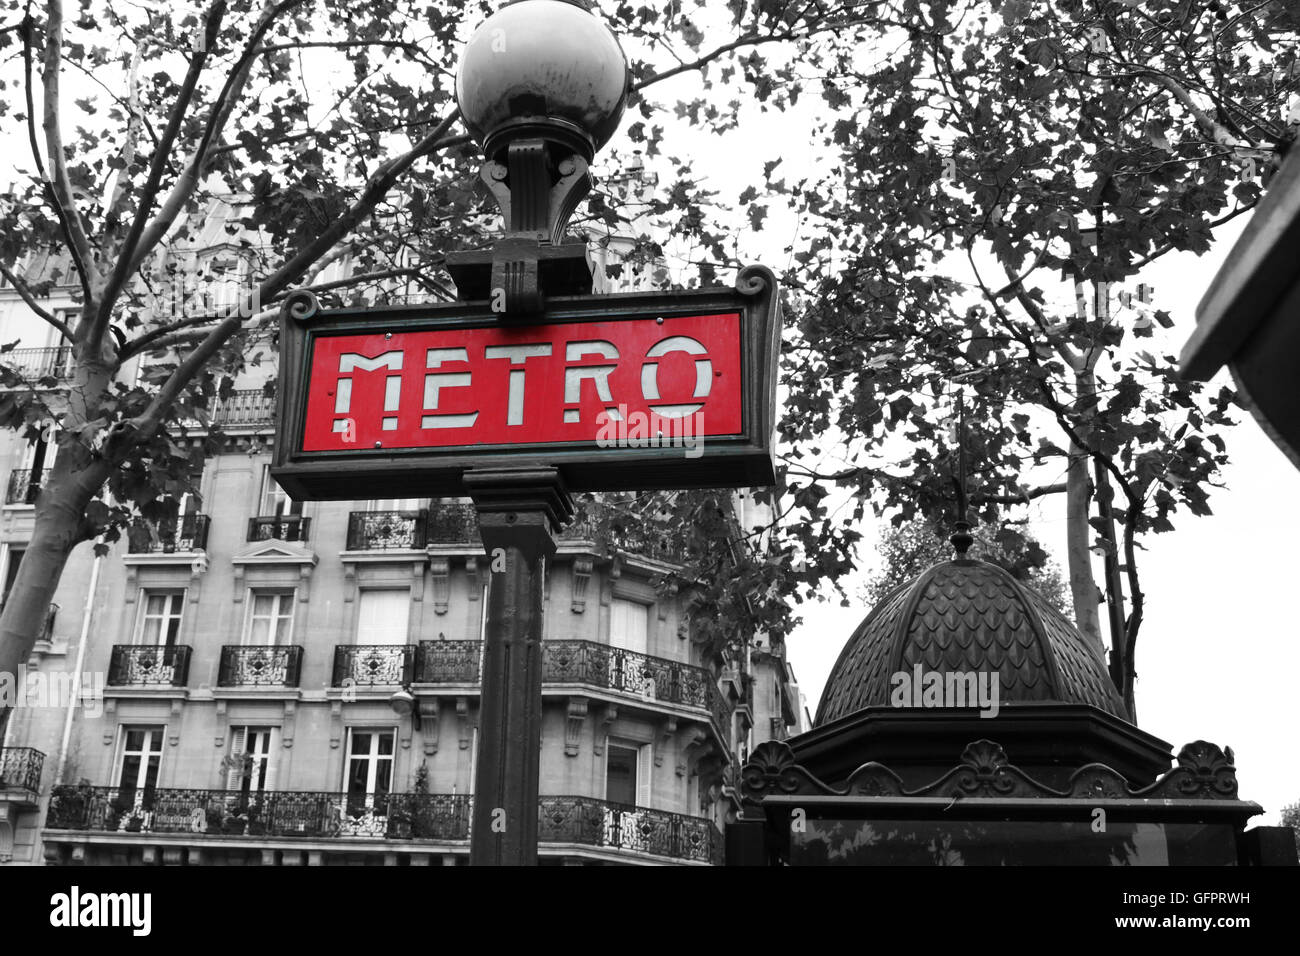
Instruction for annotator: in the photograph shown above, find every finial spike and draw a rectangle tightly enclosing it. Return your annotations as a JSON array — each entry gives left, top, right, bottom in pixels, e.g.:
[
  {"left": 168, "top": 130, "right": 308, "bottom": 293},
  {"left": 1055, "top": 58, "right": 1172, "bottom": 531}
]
[{"left": 951, "top": 394, "right": 973, "bottom": 559}]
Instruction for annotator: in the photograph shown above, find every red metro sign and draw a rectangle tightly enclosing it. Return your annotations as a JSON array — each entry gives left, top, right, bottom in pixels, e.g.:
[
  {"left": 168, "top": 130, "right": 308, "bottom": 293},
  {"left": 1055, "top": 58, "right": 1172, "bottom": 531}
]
[{"left": 271, "top": 266, "right": 781, "bottom": 498}]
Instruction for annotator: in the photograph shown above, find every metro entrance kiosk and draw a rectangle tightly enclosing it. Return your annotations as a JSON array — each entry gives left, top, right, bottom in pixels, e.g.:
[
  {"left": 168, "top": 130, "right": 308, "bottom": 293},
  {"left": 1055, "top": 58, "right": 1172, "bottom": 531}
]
[{"left": 271, "top": 0, "right": 781, "bottom": 865}]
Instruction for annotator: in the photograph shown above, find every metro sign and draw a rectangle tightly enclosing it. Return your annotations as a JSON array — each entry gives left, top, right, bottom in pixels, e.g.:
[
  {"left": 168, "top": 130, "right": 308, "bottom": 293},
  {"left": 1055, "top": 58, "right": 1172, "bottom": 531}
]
[{"left": 271, "top": 265, "right": 781, "bottom": 498}]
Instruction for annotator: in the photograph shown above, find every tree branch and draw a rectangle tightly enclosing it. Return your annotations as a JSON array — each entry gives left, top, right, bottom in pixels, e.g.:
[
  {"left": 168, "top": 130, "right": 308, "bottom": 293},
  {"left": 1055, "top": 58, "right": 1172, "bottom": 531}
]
[
  {"left": 21, "top": 6, "right": 92, "bottom": 303},
  {"left": 94, "top": 0, "right": 231, "bottom": 346},
  {"left": 0, "top": 261, "right": 75, "bottom": 338}
]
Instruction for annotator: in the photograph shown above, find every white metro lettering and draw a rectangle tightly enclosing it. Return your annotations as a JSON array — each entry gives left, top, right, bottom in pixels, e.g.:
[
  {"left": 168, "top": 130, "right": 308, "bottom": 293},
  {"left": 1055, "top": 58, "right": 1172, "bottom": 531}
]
[
  {"left": 335, "top": 352, "right": 403, "bottom": 433},
  {"left": 483, "top": 343, "right": 552, "bottom": 426},
  {"left": 641, "top": 335, "right": 711, "bottom": 418},
  {"left": 423, "top": 348, "right": 478, "bottom": 429}
]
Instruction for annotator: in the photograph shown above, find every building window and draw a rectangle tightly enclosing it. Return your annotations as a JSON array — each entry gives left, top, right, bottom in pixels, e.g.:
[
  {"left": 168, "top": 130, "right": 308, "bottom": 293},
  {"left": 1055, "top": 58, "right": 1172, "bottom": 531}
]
[
  {"left": 356, "top": 589, "right": 410, "bottom": 645},
  {"left": 259, "top": 465, "right": 302, "bottom": 518},
  {"left": 137, "top": 591, "right": 185, "bottom": 646},
  {"left": 0, "top": 545, "right": 24, "bottom": 608},
  {"left": 345, "top": 729, "right": 395, "bottom": 810},
  {"left": 609, "top": 597, "right": 649, "bottom": 654},
  {"left": 605, "top": 741, "right": 652, "bottom": 808},
  {"left": 115, "top": 726, "right": 165, "bottom": 794},
  {"left": 244, "top": 589, "right": 295, "bottom": 645},
  {"left": 226, "top": 726, "right": 277, "bottom": 796}
]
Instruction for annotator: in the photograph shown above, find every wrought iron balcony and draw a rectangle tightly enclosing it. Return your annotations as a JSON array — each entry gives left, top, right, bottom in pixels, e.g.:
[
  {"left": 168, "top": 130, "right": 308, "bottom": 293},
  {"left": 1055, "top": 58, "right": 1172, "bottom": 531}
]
[
  {"left": 346, "top": 510, "right": 427, "bottom": 550},
  {"left": 538, "top": 796, "right": 722, "bottom": 864},
  {"left": 422, "top": 502, "right": 689, "bottom": 563},
  {"left": 219, "top": 645, "right": 304, "bottom": 687},
  {"left": 561, "top": 512, "right": 690, "bottom": 564},
  {"left": 414, "top": 640, "right": 482, "bottom": 683},
  {"left": 4, "top": 468, "right": 39, "bottom": 505},
  {"left": 126, "top": 514, "right": 210, "bottom": 553},
  {"left": 247, "top": 514, "right": 311, "bottom": 542},
  {"left": 108, "top": 645, "right": 192, "bottom": 686},
  {"left": 43, "top": 786, "right": 721, "bottom": 862},
  {"left": 332, "top": 645, "right": 416, "bottom": 686},
  {"left": 43, "top": 786, "right": 471, "bottom": 841},
  {"left": 0, "top": 747, "right": 44, "bottom": 796},
  {"left": 1, "top": 346, "right": 73, "bottom": 382},
  {"left": 425, "top": 504, "right": 480, "bottom": 545},
  {"left": 212, "top": 388, "right": 275, "bottom": 427},
  {"left": 543, "top": 640, "right": 722, "bottom": 712},
  {"left": 407, "top": 639, "right": 731, "bottom": 738}
]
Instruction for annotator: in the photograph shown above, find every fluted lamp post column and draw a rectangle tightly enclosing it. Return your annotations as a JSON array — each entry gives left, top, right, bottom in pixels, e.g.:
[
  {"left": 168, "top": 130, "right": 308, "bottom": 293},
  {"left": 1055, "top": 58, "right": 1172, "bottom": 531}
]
[{"left": 451, "top": 0, "right": 629, "bottom": 865}]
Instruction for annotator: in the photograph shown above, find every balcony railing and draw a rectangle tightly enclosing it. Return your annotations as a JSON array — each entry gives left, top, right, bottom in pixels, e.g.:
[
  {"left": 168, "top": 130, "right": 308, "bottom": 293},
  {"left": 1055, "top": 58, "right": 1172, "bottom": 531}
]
[
  {"left": 538, "top": 796, "right": 722, "bottom": 864},
  {"left": 44, "top": 786, "right": 471, "bottom": 841},
  {"left": 108, "top": 645, "right": 192, "bottom": 686},
  {"left": 542, "top": 640, "right": 721, "bottom": 712},
  {"left": 0, "top": 747, "right": 44, "bottom": 794},
  {"left": 1, "top": 346, "right": 72, "bottom": 382},
  {"left": 126, "top": 514, "right": 210, "bottom": 553},
  {"left": 425, "top": 504, "right": 480, "bottom": 545},
  {"left": 332, "top": 645, "right": 416, "bottom": 686},
  {"left": 346, "top": 510, "right": 427, "bottom": 550},
  {"left": 212, "top": 389, "right": 275, "bottom": 427},
  {"left": 4, "top": 468, "right": 39, "bottom": 505},
  {"left": 43, "top": 786, "right": 721, "bottom": 862},
  {"left": 423, "top": 502, "right": 689, "bottom": 563},
  {"left": 406, "top": 639, "right": 731, "bottom": 737},
  {"left": 218, "top": 645, "right": 304, "bottom": 687},
  {"left": 247, "top": 514, "right": 311, "bottom": 542},
  {"left": 414, "top": 640, "right": 482, "bottom": 683}
]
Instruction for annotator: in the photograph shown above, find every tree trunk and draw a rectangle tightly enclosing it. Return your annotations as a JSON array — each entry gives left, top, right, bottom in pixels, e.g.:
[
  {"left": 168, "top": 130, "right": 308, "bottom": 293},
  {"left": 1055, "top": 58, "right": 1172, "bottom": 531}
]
[
  {"left": 0, "top": 444, "right": 109, "bottom": 739},
  {"left": 1064, "top": 445, "right": 1103, "bottom": 651}
]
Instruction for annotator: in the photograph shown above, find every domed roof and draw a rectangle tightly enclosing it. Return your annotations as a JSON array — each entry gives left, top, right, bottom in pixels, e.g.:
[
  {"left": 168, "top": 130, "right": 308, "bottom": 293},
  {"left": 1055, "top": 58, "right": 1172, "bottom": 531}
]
[{"left": 816, "top": 558, "right": 1128, "bottom": 725}]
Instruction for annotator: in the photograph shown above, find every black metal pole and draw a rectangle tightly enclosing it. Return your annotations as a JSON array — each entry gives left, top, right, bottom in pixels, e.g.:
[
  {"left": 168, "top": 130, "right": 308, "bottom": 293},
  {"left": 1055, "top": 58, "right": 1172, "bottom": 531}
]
[{"left": 465, "top": 467, "right": 573, "bottom": 865}]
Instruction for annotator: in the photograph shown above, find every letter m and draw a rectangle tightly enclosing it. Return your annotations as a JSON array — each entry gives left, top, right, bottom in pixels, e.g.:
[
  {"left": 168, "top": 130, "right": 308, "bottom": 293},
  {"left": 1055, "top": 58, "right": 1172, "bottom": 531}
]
[{"left": 333, "top": 351, "right": 404, "bottom": 434}]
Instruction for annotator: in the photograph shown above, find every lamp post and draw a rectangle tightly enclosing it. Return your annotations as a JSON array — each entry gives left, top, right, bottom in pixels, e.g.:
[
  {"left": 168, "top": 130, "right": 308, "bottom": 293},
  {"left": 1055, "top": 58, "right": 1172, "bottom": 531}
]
[
  {"left": 449, "top": 0, "right": 629, "bottom": 315},
  {"left": 452, "top": 0, "right": 630, "bottom": 865}
]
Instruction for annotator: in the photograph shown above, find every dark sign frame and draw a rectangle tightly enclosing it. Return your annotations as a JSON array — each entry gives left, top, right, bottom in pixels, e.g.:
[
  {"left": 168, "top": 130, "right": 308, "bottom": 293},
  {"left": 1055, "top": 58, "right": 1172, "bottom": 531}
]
[{"left": 271, "top": 264, "right": 781, "bottom": 499}]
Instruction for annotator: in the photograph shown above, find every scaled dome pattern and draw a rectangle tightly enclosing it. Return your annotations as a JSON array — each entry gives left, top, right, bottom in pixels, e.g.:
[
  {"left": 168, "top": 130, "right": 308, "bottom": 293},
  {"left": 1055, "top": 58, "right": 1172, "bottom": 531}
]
[{"left": 816, "top": 558, "right": 1128, "bottom": 725}]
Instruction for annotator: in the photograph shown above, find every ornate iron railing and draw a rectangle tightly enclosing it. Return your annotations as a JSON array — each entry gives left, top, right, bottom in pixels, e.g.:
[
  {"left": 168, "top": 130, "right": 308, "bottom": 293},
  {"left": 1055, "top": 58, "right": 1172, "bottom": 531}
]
[
  {"left": 425, "top": 504, "right": 479, "bottom": 544},
  {"left": 332, "top": 645, "right": 416, "bottom": 686},
  {"left": 414, "top": 640, "right": 482, "bottom": 683},
  {"left": 108, "top": 645, "right": 192, "bottom": 686},
  {"left": 421, "top": 502, "right": 689, "bottom": 563},
  {"left": 247, "top": 515, "right": 311, "bottom": 542},
  {"left": 2, "top": 346, "right": 72, "bottom": 381},
  {"left": 126, "top": 514, "right": 210, "bottom": 553},
  {"left": 538, "top": 796, "right": 722, "bottom": 864},
  {"left": 43, "top": 786, "right": 471, "bottom": 841},
  {"left": 543, "top": 640, "right": 719, "bottom": 711},
  {"left": 4, "top": 468, "right": 39, "bottom": 505},
  {"left": 0, "top": 747, "right": 44, "bottom": 794},
  {"left": 218, "top": 645, "right": 304, "bottom": 687},
  {"left": 212, "top": 389, "right": 275, "bottom": 427},
  {"left": 43, "top": 786, "right": 719, "bottom": 861},
  {"left": 346, "top": 510, "right": 427, "bottom": 550}
]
